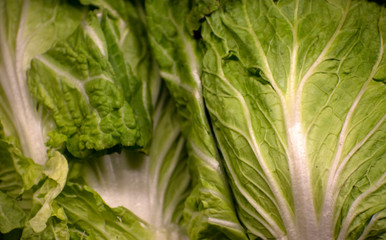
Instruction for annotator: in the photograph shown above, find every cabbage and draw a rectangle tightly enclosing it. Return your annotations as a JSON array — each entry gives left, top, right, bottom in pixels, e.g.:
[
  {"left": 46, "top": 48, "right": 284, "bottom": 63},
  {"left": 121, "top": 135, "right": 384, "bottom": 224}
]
[{"left": 0, "top": 0, "right": 385, "bottom": 239}]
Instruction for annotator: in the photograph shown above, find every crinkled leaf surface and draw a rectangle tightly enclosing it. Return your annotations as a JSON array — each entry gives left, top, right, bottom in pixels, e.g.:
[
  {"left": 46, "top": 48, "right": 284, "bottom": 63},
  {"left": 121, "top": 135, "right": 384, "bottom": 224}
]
[
  {"left": 0, "top": 0, "right": 85, "bottom": 164},
  {"left": 1, "top": 0, "right": 385, "bottom": 239},
  {"left": 27, "top": 11, "right": 152, "bottom": 158}
]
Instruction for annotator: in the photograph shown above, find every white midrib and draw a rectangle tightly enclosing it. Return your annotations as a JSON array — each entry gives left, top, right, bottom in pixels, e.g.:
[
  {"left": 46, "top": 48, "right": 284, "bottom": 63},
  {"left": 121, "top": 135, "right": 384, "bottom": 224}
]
[
  {"left": 160, "top": 139, "right": 188, "bottom": 225},
  {"left": 5, "top": 0, "right": 47, "bottom": 164},
  {"left": 149, "top": 128, "right": 181, "bottom": 227},
  {"left": 34, "top": 55, "right": 90, "bottom": 100},
  {"left": 83, "top": 22, "right": 106, "bottom": 56},
  {"left": 288, "top": 1, "right": 353, "bottom": 238},
  {"left": 285, "top": 1, "right": 318, "bottom": 239},
  {"left": 230, "top": 0, "right": 319, "bottom": 238},
  {"left": 285, "top": 104, "right": 318, "bottom": 240}
]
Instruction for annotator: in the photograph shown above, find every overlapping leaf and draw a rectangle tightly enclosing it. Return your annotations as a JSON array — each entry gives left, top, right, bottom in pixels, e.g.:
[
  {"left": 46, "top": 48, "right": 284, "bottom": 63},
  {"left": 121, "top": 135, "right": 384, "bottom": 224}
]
[
  {"left": 146, "top": 0, "right": 247, "bottom": 239},
  {"left": 27, "top": 11, "right": 152, "bottom": 158}
]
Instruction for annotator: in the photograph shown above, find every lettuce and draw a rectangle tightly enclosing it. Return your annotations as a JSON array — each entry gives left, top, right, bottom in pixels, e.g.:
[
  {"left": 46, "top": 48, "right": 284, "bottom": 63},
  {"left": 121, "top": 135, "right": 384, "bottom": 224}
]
[{"left": 0, "top": 0, "right": 385, "bottom": 239}]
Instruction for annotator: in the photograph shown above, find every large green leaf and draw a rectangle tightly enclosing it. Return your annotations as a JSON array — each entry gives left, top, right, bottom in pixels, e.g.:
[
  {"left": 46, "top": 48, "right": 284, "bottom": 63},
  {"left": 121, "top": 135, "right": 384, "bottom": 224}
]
[{"left": 202, "top": 0, "right": 386, "bottom": 239}]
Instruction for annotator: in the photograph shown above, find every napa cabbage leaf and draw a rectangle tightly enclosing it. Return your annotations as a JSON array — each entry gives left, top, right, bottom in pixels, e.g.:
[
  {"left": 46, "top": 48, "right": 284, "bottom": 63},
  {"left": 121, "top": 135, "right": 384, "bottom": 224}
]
[
  {"left": 200, "top": 0, "right": 386, "bottom": 239},
  {"left": 0, "top": 0, "right": 385, "bottom": 239}
]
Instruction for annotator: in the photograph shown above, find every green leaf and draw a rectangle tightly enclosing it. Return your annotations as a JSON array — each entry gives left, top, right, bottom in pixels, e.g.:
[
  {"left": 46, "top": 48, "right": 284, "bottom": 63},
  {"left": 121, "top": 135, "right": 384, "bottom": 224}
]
[
  {"left": 55, "top": 182, "right": 154, "bottom": 240},
  {"left": 27, "top": 11, "right": 152, "bottom": 158},
  {"left": 28, "top": 152, "right": 68, "bottom": 233},
  {"left": 79, "top": 0, "right": 160, "bottom": 124},
  {"left": 0, "top": 0, "right": 85, "bottom": 164},
  {"left": 21, "top": 202, "right": 70, "bottom": 240},
  {"left": 146, "top": 0, "right": 247, "bottom": 239},
  {"left": 201, "top": 0, "right": 386, "bottom": 239},
  {"left": 0, "top": 191, "right": 26, "bottom": 233},
  {"left": 0, "top": 129, "right": 43, "bottom": 199}
]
